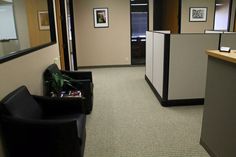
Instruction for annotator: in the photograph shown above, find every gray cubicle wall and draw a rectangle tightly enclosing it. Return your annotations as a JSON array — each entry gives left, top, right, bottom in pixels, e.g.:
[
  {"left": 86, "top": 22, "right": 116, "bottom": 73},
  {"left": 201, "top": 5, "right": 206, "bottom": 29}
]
[
  {"left": 168, "top": 34, "right": 219, "bottom": 100},
  {"left": 221, "top": 33, "right": 236, "bottom": 49},
  {"left": 145, "top": 31, "right": 220, "bottom": 106}
]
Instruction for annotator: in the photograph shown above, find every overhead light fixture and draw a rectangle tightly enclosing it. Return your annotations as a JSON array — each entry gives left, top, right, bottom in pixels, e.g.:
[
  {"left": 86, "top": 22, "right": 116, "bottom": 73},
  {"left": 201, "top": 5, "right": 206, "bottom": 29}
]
[
  {"left": 131, "top": 3, "right": 148, "bottom": 6},
  {"left": 2, "top": 0, "right": 12, "bottom": 2},
  {"left": 216, "top": 3, "right": 224, "bottom": 6}
]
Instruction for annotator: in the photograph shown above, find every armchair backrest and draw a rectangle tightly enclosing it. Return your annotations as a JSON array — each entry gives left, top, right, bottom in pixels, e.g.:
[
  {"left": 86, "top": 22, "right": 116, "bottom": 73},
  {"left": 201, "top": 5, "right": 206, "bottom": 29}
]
[
  {"left": 44, "top": 63, "right": 61, "bottom": 76},
  {"left": 43, "top": 64, "right": 62, "bottom": 96},
  {"left": 0, "top": 86, "right": 42, "bottom": 119}
]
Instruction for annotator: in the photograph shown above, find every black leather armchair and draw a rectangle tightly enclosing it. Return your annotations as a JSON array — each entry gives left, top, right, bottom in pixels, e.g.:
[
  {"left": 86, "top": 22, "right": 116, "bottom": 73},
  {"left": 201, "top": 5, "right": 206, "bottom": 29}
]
[
  {"left": 0, "top": 86, "right": 86, "bottom": 157},
  {"left": 44, "top": 64, "right": 93, "bottom": 114}
]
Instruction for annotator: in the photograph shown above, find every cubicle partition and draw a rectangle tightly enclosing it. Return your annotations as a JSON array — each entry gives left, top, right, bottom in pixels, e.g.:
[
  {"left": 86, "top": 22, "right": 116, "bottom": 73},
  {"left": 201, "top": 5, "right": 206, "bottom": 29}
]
[
  {"left": 145, "top": 31, "right": 220, "bottom": 106},
  {"left": 221, "top": 33, "right": 236, "bottom": 49}
]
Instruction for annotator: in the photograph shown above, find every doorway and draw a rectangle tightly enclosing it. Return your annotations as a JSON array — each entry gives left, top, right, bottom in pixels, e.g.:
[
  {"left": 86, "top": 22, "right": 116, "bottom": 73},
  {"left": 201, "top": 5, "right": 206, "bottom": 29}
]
[
  {"left": 214, "top": 0, "right": 232, "bottom": 31},
  {"left": 56, "top": 0, "right": 77, "bottom": 70},
  {"left": 130, "top": 0, "right": 148, "bottom": 65},
  {"left": 153, "top": 0, "right": 180, "bottom": 33}
]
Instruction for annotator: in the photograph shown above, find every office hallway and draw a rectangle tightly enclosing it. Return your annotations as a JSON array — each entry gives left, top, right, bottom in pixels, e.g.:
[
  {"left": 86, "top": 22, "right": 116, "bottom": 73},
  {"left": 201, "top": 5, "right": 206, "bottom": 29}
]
[{"left": 83, "top": 66, "right": 209, "bottom": 157}]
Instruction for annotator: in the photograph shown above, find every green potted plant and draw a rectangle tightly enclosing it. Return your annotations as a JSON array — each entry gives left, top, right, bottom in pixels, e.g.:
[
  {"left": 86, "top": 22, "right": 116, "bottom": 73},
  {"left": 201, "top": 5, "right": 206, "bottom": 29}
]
[{"left": 46, "top": 73, "right": 75, "bottom": 97}]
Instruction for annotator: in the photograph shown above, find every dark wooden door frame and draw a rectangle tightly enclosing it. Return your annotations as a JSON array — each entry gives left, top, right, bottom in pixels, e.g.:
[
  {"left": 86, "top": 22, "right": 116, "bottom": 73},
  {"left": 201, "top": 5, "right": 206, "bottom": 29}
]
[{"left": 59, "top": 0, "right": 77, "bottom": 70}]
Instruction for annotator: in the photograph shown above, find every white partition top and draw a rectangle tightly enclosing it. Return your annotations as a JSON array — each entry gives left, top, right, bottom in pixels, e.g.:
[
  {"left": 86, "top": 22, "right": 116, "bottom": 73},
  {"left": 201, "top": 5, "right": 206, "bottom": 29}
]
[
  {"left": 154, "top": 30, "right": 171, "bottom": 34},
  {"left": 168, "top": 34, "right": 219, "bottom": 99},
  {"left": 204, "top": 30, "right": 223, "bottom": 34}
]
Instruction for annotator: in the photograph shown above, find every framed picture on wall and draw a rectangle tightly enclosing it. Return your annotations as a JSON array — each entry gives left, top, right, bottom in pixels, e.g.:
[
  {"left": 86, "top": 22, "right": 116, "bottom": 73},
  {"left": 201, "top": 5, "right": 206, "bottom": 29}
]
[
  {"left": 93, "top": 8, "right": 109, "bottom": 28},
  {"left": 189, "top": 7, "right": 207, "bottom": 22},
  {"left": 38, "top": 11, "right": 50, "bottom": 30}
]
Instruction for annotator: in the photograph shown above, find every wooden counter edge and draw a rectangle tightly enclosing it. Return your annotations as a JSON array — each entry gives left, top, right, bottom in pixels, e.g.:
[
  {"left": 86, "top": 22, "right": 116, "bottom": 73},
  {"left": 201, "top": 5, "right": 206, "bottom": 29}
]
[{"left": 206, "top": 50, "right": 236, "bottom": 64}]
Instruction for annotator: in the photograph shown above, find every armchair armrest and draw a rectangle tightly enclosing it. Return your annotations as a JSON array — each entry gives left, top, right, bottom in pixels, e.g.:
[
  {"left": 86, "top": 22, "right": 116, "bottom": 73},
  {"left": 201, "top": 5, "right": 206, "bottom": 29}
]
[
  {"left": 33, "top": 95, "right": 86, "bottom": 115},
  {"left": 61, "top": 70, "right": 93, "bottom": 82},
  {"left": 1, "top": 114, "right": 85, "bottom": 142}
]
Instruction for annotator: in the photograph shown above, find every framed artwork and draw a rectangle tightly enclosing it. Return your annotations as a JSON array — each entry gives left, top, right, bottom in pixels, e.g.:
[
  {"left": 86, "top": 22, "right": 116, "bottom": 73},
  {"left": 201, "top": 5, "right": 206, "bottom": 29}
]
[
  {"left": 38, "top": 11, "right": 50, "bottom": 30},
  {"left": 93, "top": 8, "right": 109, "bottom": 28},
  {"left": 189, "top": 7, "right": 207, "bottom": 22}
]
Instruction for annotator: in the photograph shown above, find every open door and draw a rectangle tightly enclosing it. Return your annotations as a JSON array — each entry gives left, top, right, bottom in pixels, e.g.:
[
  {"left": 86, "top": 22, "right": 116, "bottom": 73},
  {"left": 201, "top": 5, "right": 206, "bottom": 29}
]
[{"left": 130, "top": 0, "right": 149, "bottom": 65}]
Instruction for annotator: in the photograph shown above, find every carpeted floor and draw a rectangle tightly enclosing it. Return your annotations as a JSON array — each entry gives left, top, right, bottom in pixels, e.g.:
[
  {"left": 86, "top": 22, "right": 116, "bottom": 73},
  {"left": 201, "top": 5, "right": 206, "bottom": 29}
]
[{"left": 83, "top": 66, "right": 209, "bottom": 157}]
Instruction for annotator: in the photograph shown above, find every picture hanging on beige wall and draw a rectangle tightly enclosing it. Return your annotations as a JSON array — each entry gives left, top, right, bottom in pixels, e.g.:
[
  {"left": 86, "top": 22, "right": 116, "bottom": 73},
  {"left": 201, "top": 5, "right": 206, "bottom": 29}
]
[
  {"left": 93, "top": 8, "right": 109, "bottom": 28},
  {"left": 38, "top": 11, "right": 50, "bottom": 30},
  {"left": 189, "top": 7, "right": 207, "bottom": 22}
]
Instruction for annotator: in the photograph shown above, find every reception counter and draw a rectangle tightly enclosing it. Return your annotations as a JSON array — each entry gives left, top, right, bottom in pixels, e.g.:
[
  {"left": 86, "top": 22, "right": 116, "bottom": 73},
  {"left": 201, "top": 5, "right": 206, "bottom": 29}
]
[{"left": 200, "top": 50, "right": 236, "bottom": 157}]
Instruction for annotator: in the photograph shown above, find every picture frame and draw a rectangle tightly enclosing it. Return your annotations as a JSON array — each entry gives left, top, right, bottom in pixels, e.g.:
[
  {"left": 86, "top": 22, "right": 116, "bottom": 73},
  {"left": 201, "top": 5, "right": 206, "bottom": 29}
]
[
  {"left": 93, "top": 8, "right": 109, "bottom": 28},
  {"left": 189, "top": 7, "right": 207, "bottom": 22},
  {"left": 38, "top": 11, "right": 50, "bottom": 30}
]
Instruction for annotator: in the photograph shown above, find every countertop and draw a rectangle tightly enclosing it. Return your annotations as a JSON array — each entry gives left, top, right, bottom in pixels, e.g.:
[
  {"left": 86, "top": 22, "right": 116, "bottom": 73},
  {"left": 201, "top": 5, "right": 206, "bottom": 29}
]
[{"left": 207, "top": 50, "right": 236, "bottom": 64}]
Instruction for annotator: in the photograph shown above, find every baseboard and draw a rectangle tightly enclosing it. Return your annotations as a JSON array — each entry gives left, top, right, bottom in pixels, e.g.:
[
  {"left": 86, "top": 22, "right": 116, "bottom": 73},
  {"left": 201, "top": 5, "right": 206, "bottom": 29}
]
[
  {"left": 200, "top": 138, "right": 216, "bottom": 157},
  {"left": 145, "top": 75, "right": 167, "bottom": 106},
  {"left": 145, "top": 75, "right": 204, "bottom": 107},
  {"left": 166, "top": 99, "right": 204, "bottom": 106},
  {"left": 78, "top": 64, "right": 144, "bottom": 69}
]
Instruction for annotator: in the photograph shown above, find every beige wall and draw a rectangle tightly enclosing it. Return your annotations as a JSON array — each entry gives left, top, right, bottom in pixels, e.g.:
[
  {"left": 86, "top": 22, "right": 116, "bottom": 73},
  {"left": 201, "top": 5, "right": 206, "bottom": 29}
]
[
  {"left": 73, "top": 0, "right": 130, "bottom": 67},
  {"left": 0, "top": 0, "right": 60, "bottom": 155},
  {"left": 181, "top": 0, "right": 215, "bottom": 33},
  {"left": 0, "top": 44, "right": 59, "bottom": 99}
]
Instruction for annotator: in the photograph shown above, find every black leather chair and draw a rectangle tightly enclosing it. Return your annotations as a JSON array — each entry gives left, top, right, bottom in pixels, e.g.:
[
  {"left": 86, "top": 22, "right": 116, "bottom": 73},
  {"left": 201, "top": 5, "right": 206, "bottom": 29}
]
[
  {"left": 44, "top": 64, "right": 93, "bottom": 114},
  {"left": 0, "top": 86, "right": 86, "bottom": 157}
]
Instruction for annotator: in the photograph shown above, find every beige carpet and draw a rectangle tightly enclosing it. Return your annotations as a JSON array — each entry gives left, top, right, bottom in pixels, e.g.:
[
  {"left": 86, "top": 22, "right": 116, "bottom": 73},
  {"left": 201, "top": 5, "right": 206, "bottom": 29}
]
[{"left": 83, "top": 66, "right": 209, "bottom": 157}]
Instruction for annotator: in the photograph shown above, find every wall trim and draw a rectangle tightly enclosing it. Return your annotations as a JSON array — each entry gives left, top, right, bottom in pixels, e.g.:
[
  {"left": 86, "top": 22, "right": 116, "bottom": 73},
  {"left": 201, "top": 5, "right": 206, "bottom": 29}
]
[
  {"left": 0, "top": 42, "right": 56, "bottom": 64},
  {"left": 78, "top": 64, "right": 143, "bottom": 69}
]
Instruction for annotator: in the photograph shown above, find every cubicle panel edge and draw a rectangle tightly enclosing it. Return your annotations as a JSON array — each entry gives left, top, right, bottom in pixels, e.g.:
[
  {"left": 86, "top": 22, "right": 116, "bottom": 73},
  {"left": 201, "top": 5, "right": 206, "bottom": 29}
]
[
  {"left": 152, "top": 32, "right": 166, "bottom": 99},
  {"left": 145, "top": 31, "right": 154, "bottom": 82}
]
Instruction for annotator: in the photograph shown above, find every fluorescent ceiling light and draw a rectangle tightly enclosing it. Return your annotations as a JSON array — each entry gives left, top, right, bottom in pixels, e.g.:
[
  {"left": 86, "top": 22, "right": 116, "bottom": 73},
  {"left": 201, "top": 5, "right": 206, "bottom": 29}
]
[
  {"left": 2, "top": 0, "right": 12, "bottom": 2},
  {"left": 131, "top": 3, "right": 148, "bottom": 6},
  {"left": 216, "top": 3, "right": 224, "bottom": 6}
]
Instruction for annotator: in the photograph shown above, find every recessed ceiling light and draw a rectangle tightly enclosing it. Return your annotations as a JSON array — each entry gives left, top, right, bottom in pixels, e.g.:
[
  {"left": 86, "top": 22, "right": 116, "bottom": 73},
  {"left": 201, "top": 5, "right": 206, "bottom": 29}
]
[{"left": 216, "top": 3, "right": 224, "bottom": 6}]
